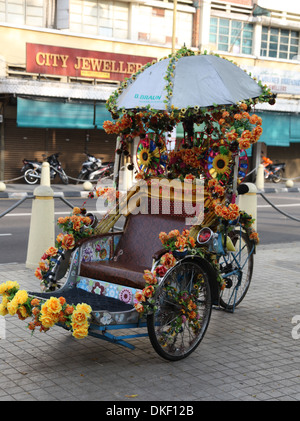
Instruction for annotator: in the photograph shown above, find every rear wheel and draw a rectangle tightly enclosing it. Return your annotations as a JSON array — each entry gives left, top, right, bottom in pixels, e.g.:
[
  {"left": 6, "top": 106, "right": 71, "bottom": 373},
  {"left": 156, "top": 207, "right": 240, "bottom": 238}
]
[
  {"left": 147, "top": 260, "right": 212, "bottom": 361},
  {"left": 24, "top": 169, "right": 39, "bottom": 184},
  {"left": 272, "top": 169, "right": 283, "bottom": 183},
  {"left": 219, "top": 229, "right": 254, "bottom": 310}
]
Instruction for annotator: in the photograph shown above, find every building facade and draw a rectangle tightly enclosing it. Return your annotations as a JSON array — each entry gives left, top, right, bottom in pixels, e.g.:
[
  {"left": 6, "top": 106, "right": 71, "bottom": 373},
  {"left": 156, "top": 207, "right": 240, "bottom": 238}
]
[{"left": 0, "top": 0, "right": 299, "bottom": 182}]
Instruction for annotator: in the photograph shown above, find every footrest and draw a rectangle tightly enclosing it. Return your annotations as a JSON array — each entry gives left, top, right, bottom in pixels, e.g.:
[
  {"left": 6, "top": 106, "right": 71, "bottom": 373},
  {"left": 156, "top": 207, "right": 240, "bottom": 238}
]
[{"left": 29, "top": 288, "right": 133, "bottom": 313}]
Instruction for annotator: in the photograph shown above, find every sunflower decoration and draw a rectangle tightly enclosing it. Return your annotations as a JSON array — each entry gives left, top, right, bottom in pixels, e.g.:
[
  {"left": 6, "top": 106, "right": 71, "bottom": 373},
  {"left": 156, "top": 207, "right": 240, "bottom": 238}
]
[
  {"left": 206, "top": 149, "right": 232, "bottom": 181},
  {"left": 136, "top": 136, "right": 166, "bottom": 175}
]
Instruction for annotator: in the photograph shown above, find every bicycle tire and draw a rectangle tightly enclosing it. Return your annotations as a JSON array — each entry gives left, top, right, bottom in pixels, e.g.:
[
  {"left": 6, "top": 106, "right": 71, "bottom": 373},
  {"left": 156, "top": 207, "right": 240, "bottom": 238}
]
[
  {"left": 147, "top": 260, "right": 212, "bottom": 361},
  {"left": 219, "top": 229, "right": 254, "bottom": 310}
]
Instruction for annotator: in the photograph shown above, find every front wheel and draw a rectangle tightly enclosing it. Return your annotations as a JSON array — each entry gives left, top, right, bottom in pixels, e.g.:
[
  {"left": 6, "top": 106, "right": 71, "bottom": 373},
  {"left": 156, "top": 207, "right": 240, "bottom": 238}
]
[
  {"left": 24, "top": 168, "right": 39, "bottom": 184},
  {"left": 219, "top": 229, "right": 254, "bottom": 310},
  {"left": 59, "top": 169, "right": 69, "bottom": 185},
  {"left": 147, "top": 260, "right": 212, "bottom": 361}
]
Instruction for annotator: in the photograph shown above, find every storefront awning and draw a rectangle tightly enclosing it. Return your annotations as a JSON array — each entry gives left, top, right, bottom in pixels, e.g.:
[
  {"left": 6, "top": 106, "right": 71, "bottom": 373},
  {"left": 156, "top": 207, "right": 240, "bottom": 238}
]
[
  {"left": 256, "top": 112, "right": 290, "bottom": 147},
  {"left": 17, "top": 98, "right": 111, "bottom": 129}
]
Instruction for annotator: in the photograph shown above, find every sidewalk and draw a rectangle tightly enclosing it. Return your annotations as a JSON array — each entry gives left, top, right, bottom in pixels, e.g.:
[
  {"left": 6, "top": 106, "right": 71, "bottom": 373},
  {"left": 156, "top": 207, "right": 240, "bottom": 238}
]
[{"left": 0, "top": 241, "right": 300, "bottom": 401}]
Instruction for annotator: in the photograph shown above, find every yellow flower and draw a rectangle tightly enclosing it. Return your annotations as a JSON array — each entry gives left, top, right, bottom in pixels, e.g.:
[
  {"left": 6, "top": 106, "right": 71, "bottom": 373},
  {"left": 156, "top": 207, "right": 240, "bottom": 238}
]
[
  {"left": 40, "top": 313, "right": 56, "bottom": 328},
  {"left": 0, "top": 281, "right": 19, "bottom": 295},
  {"left": 45, "top": 297, "right": 62, "bottom": 314},
  {"left": 6, "top": 300, "right": 18, "bottom": 316},
  {"left": 18, "top": 305, "right": 30, "bottom": 319},
  {"left": 212, "top": 154, "right": 231, "bottom": 176},
  {"left": 75, "top": 303, "right": 92, "bottom": 316},
  {"left": 71, "top": 309, "right": 89, "bottom": 326},
  {"left": 14, "top": 289, "right": 28, "bottom": 305},
  {"left": 72, "top": 323, "right": 89, "bottom": 339},
  {"left": 0, "top": 303, "right": 8, "bottom": 316}
]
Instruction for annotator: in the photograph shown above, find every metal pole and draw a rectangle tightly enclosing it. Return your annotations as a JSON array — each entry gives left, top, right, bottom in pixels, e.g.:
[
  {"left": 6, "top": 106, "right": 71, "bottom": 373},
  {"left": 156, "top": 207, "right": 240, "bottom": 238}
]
[{"left": 172, "top": 0, "right": 177, "bottom": 54}]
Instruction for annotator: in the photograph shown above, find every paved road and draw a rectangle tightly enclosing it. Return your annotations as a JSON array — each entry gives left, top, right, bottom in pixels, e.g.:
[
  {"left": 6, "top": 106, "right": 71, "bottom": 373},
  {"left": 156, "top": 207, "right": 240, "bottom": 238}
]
[{"left": 1, "top": 186, "right": 300, "bottom": 264}]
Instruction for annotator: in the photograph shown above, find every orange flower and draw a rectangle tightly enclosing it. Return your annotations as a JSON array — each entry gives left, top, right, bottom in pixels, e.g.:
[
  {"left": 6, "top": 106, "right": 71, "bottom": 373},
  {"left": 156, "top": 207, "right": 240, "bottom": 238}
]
[
  {"left": 143, "top": 270, "right": 157, "bottom": 285},
  {"left": 59, "top": 297, "right": 66, "bottom": 306},
  {"left": 56, "top": 233, "right": 64, "bottom": 243},
  {"left": 72, "top": 220, "right": 81, "bottom": 231},
  {"left": 234, "top": 113, "right": 242, "bottom": 120},
  {"left": 226, "top": 129, "right": 238, "bottom": 141},
  {"left": 189, "top": 311, "right": 196, "bottom": 320},
  {"left": 160, "top": 253, "right": 176, "bottom": 269},
  {"left": 175, "top": 236, "right": 186, "bottom": 251},
  {"left": 239, "top": 139, "right": 251, "bottom": 149},
  {"left": 34, "top": 267, "right": 43, "bottom": 280},
  {"left": 72, "top": 207, "right": 81, "bottom": 215},
  {"left": 46, "top": 246, "right": 58, "bottom": 257},
  {"left": 188, "top": 236, "right": 195, "bottom": 248},
  {"left": 135, "top": 291, "right": 146, "bottom": 302},
  {"left": 31, "top": 298, "right": 40, "bottom": 307},
  {"left": 134, "top": 303, "right": 145, "bottom": 313},
  {"left": 159, "top": 232, "right": 168, "bottom": 244},
  {"left": 142, "top": 285, "right": 155, "bottom": 298},
  {"left": 65, "top": 305, "right": 74, "bottom": 315},
  {"left": 61, "top": 234, "right": 75, "bottom": 250}
]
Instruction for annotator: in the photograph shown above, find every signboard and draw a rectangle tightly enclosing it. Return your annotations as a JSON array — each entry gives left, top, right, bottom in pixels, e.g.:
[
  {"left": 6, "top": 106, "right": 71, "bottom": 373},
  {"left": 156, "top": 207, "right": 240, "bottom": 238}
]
[
  {"left": 26, "top": 43, "right": 156, "bottom": 82},
  {"left": 244, "top": 65, "right": 300, "bottom": 96}
]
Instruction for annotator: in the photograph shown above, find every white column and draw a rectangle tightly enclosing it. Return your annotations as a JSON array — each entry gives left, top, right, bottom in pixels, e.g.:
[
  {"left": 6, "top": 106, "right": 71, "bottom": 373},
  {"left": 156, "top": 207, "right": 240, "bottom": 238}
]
[{"left": 198, "top": 0, "right": 211, "bottom": 51}]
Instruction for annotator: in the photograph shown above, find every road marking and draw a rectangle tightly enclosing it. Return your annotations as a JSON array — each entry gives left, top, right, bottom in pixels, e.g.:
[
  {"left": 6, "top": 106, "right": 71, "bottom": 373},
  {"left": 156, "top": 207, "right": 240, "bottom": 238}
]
[
  {"left": 257, "top": 203, "right": 300, "bottom": 208},
  {"left": 0, "top": 233, "right": 12, "bottom": 236},
  {"left": 3, "top": 211, "right": 72, "bottom": 217}
]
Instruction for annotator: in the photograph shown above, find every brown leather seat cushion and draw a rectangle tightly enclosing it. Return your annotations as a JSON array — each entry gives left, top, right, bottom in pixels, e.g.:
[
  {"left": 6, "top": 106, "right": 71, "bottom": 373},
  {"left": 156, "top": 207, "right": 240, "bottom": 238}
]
[
  {"left": 79, "top": 213, "right": 187, "bottom": 290},
  {"left": 80, "top": 260, "right": 147, "bottom": 290}
]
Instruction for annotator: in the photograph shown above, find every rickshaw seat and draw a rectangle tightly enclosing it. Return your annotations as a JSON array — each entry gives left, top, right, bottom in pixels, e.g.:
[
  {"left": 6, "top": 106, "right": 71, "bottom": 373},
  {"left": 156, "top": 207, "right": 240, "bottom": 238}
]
[{"left": 79, "top": 212, "right": 187, "bottom": 290}]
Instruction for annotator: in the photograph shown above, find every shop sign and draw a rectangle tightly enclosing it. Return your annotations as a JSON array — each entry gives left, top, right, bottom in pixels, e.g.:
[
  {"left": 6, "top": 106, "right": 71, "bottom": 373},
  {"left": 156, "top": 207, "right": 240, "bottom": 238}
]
[
  {"left": 244, "top": 65, "right": 300, "bottom": 95},
  {"left": 26, "top": 43, "right": 156, "bottom": 82}
]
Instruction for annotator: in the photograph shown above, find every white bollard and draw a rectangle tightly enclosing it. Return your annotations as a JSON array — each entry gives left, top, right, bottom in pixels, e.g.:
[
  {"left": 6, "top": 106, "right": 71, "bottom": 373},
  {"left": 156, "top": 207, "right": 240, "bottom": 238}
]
[
  {"left": 26, "top": 162, "right": 55, "bottom": 270},
  {"left": 0, "top": 182, "right": 6, "bottom": 192},
  {"left": 286, "top": 179, "right": 294, "bottom": 188},
  {"left": 238, "top": 182, "right": 257, "bottom": 231},
  {"left": 256, "top": 164, "right": 264, "bottom": 191},
  {"left": 83, "top": 181, "right": 93, "bottom": 191}
]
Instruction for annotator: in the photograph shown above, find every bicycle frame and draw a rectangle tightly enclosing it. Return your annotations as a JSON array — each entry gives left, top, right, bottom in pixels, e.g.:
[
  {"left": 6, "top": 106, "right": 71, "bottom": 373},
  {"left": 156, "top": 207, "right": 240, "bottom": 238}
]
[{"left": 219, "top": 225, "right": 255, "bottom": 312}]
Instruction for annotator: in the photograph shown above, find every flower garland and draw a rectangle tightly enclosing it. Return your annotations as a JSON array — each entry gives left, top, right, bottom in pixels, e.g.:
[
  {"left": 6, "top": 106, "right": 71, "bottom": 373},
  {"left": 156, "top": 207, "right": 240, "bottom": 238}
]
[
  {"left": 0, "top": 281, "right": 92, "bottom": 339},
  {"left": 35, "top": 207, "right": 95, "bottom": 291}
]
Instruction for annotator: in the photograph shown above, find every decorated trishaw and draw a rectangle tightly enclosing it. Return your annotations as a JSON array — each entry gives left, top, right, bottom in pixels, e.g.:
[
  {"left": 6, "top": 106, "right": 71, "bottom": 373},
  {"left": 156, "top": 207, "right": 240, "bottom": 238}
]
[{"left": 0, "top": 47, "right": 275, "bottom": 361}]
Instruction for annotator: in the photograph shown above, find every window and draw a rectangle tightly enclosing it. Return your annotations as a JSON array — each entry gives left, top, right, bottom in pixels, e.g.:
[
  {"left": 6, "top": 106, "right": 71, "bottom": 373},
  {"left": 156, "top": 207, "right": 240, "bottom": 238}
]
[
  {"left": 261, "top": 26, "right": 299, "bottom": 60},
  {"left": 209, "top": 17, "right": 253, "bottom": 54}
]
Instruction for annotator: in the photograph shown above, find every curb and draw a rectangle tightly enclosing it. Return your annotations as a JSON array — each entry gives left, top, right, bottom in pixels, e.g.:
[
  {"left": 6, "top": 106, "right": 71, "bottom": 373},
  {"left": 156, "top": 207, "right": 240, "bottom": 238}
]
[{"left": 0, "top": 191, "right": 90, "bottom": 199}]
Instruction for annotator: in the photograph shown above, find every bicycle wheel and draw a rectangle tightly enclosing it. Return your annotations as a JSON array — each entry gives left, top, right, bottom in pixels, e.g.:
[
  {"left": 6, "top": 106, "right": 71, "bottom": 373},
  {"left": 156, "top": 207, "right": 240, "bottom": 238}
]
[
  {"left": 219, "top": 229, "right": 254, "bottom": 310},
  {"left": 147, "top": 260, "right": 212, "bottom": 361}
]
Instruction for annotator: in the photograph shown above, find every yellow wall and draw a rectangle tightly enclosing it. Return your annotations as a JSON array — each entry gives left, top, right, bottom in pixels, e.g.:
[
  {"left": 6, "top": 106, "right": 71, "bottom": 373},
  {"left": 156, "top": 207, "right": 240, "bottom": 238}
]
[{"left": 0, "top": 25, "right": 172, "bottom": 68}]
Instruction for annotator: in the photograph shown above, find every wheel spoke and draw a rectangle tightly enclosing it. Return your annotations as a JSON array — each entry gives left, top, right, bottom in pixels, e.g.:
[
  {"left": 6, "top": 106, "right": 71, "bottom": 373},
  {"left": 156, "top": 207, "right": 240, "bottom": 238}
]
[{"left": 147, "top": 261, "right": 212, "bottom": 360}]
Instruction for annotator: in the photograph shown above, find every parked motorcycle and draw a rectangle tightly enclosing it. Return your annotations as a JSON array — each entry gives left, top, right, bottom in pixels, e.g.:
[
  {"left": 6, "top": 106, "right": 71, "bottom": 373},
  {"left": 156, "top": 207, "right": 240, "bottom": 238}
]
[
  {"left": 262, "top": 156, "right": 285, "bottom": 183},
  {"left": 21, "top": 153, "right": 69, "bottom": 185},
  {"left": 76, "top": 153, "right": 114, "bottom": 184}
]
